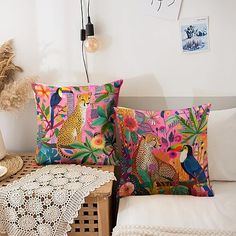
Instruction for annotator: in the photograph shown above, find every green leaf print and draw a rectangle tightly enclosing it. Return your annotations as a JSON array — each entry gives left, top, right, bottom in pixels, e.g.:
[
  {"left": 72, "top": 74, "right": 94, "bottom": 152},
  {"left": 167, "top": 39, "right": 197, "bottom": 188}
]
[
  {"left": 42, "top": 103, "right": 45, "bottom": 112},
  {"left": 95, "top": 94, "right": 109, "bottom": 103},
  {"left": 175, "top": 107, "right": 208, "bottom": 145},
  {"left": 189, "top": 108, "right": 198, "bottom": 130},
  {"left": 138, "top": 168, "right": 153, "bottom": 189},
  {"left": 70, "top": 143, "right": 90, "bottom": 150},
  {"left": 92, "top": 117, "right": 107, "bottom": 126},
  {"left": 125, "top": 130, "right": 131, "bottom": 142},
  {"left": 97, "top": 106, "right": 107, "bottom": 118},
  {"left": 105, "top": 84, "right": 114, "bottom": 93},
  {"left": 171, "top": 185, "right": 189, "bottom": 195},
  {"left": 54, "top": 128, "right": 59, "bottom": 138},
  {"left": 74, "top": 87, "right": 81, "bottom": 92},
  {"left": 69, "top": 138, "right": 103, "bottom": 163},
  {"left": 101, "top": 122, "right": 113, "bottom": 133},
  {"left": 131, "top": 132, "right": 138, "bottom": 144},
  {"left": 45, "top": 106, "right": 50, "bottom": 116}
]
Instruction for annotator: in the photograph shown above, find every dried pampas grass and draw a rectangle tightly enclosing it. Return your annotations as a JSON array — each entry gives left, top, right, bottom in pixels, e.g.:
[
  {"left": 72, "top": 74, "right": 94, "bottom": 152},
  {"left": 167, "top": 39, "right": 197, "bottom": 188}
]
[
  {"left": 0, "top": 77, "right": 34, "bottom": 111},
  {"left": 0, "top": 40, "right": 23, "bottom": 94},
  {"left": 0, "top": 40, "right": 34, "bottom": 111}
]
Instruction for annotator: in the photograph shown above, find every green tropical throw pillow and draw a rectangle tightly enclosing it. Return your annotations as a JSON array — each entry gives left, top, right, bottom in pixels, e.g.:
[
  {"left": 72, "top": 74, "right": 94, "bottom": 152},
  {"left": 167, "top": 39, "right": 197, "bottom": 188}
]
[
  {"left": 32, "top": 80, "right": 123, "bottom": 165},
  {"left": 115, "top": 104, "right": 214, "bottom": 197}
]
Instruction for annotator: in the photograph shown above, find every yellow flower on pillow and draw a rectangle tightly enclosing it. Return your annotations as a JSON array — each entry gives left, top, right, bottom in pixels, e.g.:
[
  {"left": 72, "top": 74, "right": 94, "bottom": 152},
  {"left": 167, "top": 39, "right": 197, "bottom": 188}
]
[{"left": 91, "top": 134, "right": 105, "bottom": 149}]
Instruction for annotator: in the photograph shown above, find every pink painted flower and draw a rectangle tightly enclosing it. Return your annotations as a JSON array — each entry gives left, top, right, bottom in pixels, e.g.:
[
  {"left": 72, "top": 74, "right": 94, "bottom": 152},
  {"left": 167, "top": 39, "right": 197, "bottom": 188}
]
[
  {"left": 34, "top": 84, "right": 50, "bottom": 98},
  {"left": 119, "top": 182, "right": 135, "bottom": 197},
  {"left": 191, "top": 185, "right": 208, "bottom": 197},
  {"left": 146, "top": 111, "right": 159, "bottom": 125},
  {"left": 124, "top": 117, "right": 138, "bottom": 132},
  {"left": 174, "top": 135, "right": 182, "bottom": 142}
]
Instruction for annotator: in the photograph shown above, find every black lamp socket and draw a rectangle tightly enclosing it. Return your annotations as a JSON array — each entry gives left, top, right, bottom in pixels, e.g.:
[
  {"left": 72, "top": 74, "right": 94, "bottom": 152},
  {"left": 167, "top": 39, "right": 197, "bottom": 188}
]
[{"left": 86, "top": 16, "right": 95, "bottom": 36}]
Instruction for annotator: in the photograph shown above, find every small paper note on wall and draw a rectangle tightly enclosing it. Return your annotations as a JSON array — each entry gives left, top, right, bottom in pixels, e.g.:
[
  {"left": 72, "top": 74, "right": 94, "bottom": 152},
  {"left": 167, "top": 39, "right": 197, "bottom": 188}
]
[{"left": 137, "top": 0, "right": 183, "bottom": 20}]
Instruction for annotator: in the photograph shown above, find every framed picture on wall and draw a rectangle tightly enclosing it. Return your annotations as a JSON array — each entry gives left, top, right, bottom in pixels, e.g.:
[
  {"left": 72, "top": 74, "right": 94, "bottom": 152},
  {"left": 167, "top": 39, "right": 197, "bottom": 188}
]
[{"left": 180, "top": 17, "right": 209, "bottom": 53}]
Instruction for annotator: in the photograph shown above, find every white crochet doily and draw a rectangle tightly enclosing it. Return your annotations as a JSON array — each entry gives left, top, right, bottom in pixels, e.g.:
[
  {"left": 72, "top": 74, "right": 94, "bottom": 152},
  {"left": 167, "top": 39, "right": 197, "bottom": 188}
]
[{"left": 0, "top": 164, "right": 115, "bottom": 236}]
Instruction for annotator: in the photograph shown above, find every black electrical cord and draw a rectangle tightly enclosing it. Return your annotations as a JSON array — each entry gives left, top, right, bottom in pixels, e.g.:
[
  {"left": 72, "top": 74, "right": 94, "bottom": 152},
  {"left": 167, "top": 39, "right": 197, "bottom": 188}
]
[
  {"left": 80, "top": 0, "right": 90, "bottom": 83},
  {"left": 82, "top": 41, "right": 89, "bottom": 83},
  {"left": 87, "top": 0, "right": 91, "bottom": 17},
  {"left": 80, "top": 0, "right": 84, "bottom": 28}
]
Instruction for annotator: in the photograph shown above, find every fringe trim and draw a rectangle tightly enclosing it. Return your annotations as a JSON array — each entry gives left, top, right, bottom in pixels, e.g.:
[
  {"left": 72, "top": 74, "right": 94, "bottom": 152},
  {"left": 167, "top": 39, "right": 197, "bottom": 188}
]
[{"left": 112, "top": 225, "right": 236, "bottom": 236}]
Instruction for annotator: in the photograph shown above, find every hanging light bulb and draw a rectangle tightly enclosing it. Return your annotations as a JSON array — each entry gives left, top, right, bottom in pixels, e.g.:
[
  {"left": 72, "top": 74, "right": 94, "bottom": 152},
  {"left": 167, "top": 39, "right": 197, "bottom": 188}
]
[
  {"left": 85, "top": 16, "right": 99, "bottom": 53},
  {"left": 85, "top": 36, "right": 99, "bottom": 53}
]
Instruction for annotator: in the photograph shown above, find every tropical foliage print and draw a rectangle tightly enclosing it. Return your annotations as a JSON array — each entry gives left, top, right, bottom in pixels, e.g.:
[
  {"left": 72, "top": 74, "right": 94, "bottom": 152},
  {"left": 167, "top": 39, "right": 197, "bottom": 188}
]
[
  {"left": 32, "top": 80, "right": 123, "bottom": 165},
  {"left": 116, "top": 104, "right": 214, "bottom": 198}
]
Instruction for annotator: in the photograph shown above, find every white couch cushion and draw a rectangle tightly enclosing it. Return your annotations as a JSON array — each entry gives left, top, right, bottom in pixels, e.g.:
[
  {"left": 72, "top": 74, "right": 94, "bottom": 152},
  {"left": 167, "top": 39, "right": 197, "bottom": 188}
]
[
  {"left": 117, "top": 181, "right": 236, "bottom": 231},
  {"left": 208, "top": 107, "right": 236, "bottom": 181}
]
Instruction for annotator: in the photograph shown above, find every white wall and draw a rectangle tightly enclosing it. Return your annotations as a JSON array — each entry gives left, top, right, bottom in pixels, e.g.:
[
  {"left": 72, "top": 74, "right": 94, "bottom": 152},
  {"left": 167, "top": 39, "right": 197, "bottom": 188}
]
[{"left": 0, "top": 0, "right": 236, "bottom": 151}]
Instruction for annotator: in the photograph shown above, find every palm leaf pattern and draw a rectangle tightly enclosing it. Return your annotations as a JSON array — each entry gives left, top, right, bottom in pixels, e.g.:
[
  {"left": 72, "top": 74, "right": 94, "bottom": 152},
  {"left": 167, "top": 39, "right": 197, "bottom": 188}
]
[
  {"left": 69, "top": 138, "right": 103, "bottom": 163},
  {"left": 175, "top": 107, "right": 208, "bottom": 145}
]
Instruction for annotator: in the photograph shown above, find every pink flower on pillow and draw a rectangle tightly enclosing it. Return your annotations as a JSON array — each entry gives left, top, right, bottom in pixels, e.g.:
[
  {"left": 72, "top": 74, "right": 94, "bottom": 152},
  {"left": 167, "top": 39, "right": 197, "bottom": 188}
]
[
  {"left": 119, "top": 182, "right": 135, "bottom": 197},
  {"left": 124, "top": 117, "right": 138, "bottom": 132},
  {"left": 146, "top": 111, "right": 159, "bottom": 125},
  {"left": 34, "top": 84, "right": 50, "bottom": 98},
  {"left": 191, "top": 185, "right": 208, "bottom": 197},
  {"left": 174, "top": 135, "right": 182, "bottom": 142}
]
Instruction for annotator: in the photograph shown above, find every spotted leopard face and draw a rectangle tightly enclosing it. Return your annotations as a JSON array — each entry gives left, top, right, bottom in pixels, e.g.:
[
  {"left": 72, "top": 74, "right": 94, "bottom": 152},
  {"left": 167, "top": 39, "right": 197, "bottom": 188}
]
[
  {"left": 143, "top": 133, "right": 161, "bottom": 148},
  {"left": 78, "top": 92, "right": 92, "bottom": 106}
]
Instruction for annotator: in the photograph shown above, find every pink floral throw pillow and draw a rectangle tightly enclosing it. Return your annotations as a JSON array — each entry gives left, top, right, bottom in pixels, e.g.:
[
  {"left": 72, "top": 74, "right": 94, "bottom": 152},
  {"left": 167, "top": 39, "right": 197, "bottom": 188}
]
[
  {"left": 32, "top": 80, "right": 123, "bottom": 165},
  {"left": 115, "top": 104, "right": 214, "bottom": 197}
]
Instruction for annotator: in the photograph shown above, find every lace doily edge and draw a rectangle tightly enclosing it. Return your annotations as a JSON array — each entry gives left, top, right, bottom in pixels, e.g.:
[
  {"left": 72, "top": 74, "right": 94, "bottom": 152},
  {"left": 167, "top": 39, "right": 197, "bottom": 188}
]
[
  {"left": 0, "top": 164, "right": 115, "bottom": 190},
  {"left": 54, "top": 170, "right": 116, "bottom": 236}
]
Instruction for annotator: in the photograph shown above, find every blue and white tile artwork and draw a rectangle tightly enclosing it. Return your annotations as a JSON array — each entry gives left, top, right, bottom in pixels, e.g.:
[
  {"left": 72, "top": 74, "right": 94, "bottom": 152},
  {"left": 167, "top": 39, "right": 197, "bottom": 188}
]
[{"left": 180, "top": 17, "right": 209, "bottom": 53}]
